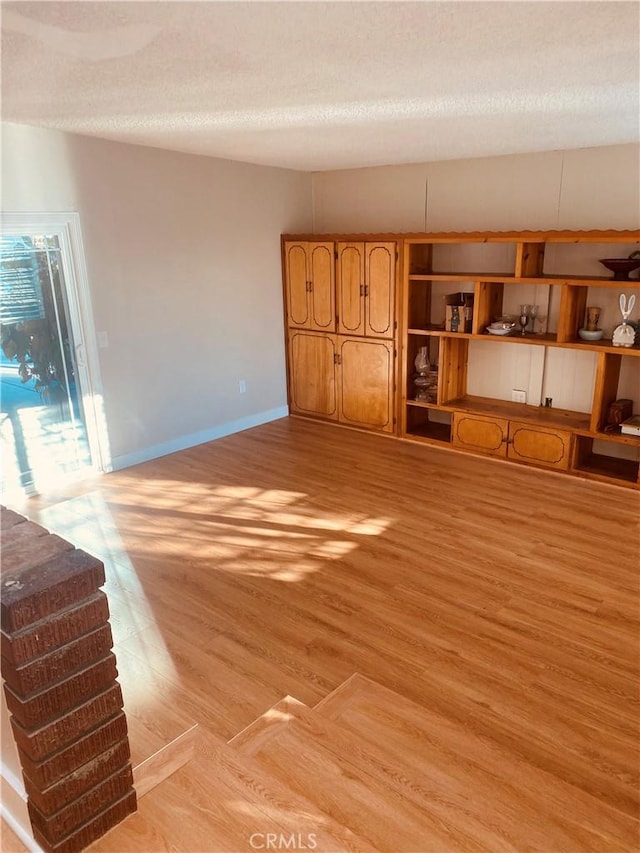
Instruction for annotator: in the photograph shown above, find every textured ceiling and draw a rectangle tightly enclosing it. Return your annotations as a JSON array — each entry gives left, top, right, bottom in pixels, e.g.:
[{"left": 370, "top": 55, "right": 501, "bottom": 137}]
[{"left": 2, "top": 1, "right": 639, "bottom": 171}]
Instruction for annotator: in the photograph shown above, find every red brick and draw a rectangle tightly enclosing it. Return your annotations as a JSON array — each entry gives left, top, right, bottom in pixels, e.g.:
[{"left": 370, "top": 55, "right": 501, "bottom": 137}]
[
  {"left": 2, "top": 624, "right": 114, "bottom": 695},
  {"left": 2, "top": 592, "right": 110, "bottom": 666},
  {"left": 28, "top": 763, "right": 133, "bottom": 841},
  {"left": 4, "top": 654, "right": 118, "bottom": 728},
  {"left": 2, "top": 520, "right": 49, "bottom": 552},
  {"left": 1, "top": 533, "right": 73, "bottom": 576},
  {"left": 24, "top": 739, "right": 131, "bottom": 815},
  {"left": 1, "top": 550, "right": 105, "bottom": 632},
  {"left": 31, "top": 788, "right": 136, "bottom": 853},
  {"left": 10, "top": 683, "right": 124, "bottom": 761},
  {"left": 0, "top": 506, "right": 28, "bottom": 530},
  {"left": 18, "top": 712, "right": 129, "bottom": 789}
]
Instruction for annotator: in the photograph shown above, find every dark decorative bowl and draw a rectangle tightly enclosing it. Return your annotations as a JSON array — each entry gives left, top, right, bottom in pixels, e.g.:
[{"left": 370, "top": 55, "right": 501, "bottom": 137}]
[{"left": 599, "top": 258, "right": 640, "bottom": 280}]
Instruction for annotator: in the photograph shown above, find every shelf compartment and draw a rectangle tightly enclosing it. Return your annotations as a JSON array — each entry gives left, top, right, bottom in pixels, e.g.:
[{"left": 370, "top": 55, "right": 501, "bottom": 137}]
[
  {"left": 408, "top": 241, "right": 516, "bottom": 278},
  {"left": 542, "top": 240, "right": 640, "bottom": 280},
  {"left": 590, "top": 352, "right": 640, "bottom": 431},
  {"left": 443, "top": 395, "right": 591, "bottom": 432},
  {"left": 572, "top": 435, "right": 639, "bottom": 485},
  {"left": 406, "top": 279, "right": 475, "bottom": 330},
  {"left": 405, "top": 406, "right": 452, "bottom": 444}
]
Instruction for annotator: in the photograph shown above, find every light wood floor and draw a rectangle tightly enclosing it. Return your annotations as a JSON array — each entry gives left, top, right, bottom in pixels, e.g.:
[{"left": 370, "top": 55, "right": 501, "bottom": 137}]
[{"left": 6, "top": 417, "right": 640, "bottom": 852}]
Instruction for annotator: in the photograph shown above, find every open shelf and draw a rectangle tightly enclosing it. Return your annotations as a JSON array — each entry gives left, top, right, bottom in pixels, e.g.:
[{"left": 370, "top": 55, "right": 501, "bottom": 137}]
[
  {"left": 408, "top": 327, "right": 640, "bottom": 356},
  {"left": 406, "top": 399, "right": 441, "bottom": 410},
  {"left": 575, "top": 428, "right": 640, "bottom": 447},
  {"left": 573, "top": 435, "right": 639, "bottom": 484},
  {"left": 406, "top": 422, "right": 452, "bottom": 444},
  {"left": 404, "top": 406, "right": 451, "bottom": 444}
]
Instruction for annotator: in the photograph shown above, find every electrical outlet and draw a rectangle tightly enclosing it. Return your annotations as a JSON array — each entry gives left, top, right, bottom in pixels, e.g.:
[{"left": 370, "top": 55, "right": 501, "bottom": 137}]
[
  {"left": 512, "top": 389, "right": 527, "bottom": 404},
  {"left": 238, "top": 380, "right": 247, "bottom": 394}
]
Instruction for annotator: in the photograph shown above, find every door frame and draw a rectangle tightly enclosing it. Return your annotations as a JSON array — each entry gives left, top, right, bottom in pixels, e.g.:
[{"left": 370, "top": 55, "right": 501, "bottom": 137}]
[{"left": 1, "top": 211, "right": 110, "bottom": 477}]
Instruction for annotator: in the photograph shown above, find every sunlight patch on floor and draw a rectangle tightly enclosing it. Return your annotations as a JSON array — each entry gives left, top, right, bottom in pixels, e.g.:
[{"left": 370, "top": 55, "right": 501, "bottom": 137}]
[
  {"left": 35, "top": 493, "right": 179, "bottom": 697},
  {"left": 98, "top": 480, "right": 392, "bottom": 582}
]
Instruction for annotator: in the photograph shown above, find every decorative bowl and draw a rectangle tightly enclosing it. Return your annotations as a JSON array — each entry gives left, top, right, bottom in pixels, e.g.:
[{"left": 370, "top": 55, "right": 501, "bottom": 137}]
[
  {"left": 598, "top": 258, "right": 640, "bottom": 281},
  {"left": 486, "top": 326, "right": 513, "bottom": 336},
  {"left": 578, "top": 328, "right": 604, "bottom": 341}
]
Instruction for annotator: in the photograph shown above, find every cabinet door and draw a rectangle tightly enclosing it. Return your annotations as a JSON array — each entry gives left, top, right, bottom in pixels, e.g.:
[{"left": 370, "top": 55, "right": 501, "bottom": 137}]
[
  {"left": 452, "top": 412, "right": 508, "bottom": 457},
  {"left": 308, "top": 242, "right": 335, "bottom": 332},
  {"left": 337, "top": 243, "right": 365, "bottom": 336},
  {"left": 338, "top": 337, "right": 394, "bottom": 433},
  {"left": 284, "top": 242, "right": 310, "bottom": 328},
  {"left": 288, "top": 331, "right": 337, "bottom": 420},
  {"left": 508, "top": 422, "right": 572, "bottom": 469},
  {"left": 365, "top": 242, "right": 396, "bottom": 338}
]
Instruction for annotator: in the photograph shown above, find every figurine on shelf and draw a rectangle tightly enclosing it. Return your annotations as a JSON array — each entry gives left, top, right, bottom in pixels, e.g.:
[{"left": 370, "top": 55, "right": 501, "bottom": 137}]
[{"left": 612, "top": 293, "right": 636, "bottom": 348}]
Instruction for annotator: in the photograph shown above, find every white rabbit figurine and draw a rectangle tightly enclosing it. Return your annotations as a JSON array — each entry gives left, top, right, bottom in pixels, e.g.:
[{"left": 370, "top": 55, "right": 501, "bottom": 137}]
[{"left": 612, "top": 293, "right": 636, "bottom": 348}]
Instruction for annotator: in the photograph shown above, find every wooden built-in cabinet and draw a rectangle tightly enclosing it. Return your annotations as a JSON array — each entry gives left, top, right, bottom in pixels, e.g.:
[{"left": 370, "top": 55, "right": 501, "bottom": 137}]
[
  {"left": 283, "top": 230, "right": 640, "bottom": 488},
  {"left": 284, "top": 239, "right": 398, "bottom": 436}
]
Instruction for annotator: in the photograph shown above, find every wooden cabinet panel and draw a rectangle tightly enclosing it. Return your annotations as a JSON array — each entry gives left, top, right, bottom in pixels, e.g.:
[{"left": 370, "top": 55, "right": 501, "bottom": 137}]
[
  {"left": 339, "top": 337, "right": 394, "bottom": 433},
  {"left": 309, "top": 243, "right": 335, "bottom": 331},
  {"left": 288, "top": 331, "right": 337, "bottom": 420},
  {"left": 284, "top": 242, "right": 335, "bottom": 332},
  {"left": 365, "top": 243, "right": 395, "bottom": 338},
  {"left": 336, "top": 241, "right": 397, "bottom": 339},
  {"left": 337, "top": 243, "right": 365, "bottom": 335},
  {"left": 508, "top": 422, "right": 572, "bottom": 469},
  {"left": 452, "top": 413, "right": 508, "bottom": 457},
  {"left": 284, "top": 242, "right": 310, "bottom": 328}
]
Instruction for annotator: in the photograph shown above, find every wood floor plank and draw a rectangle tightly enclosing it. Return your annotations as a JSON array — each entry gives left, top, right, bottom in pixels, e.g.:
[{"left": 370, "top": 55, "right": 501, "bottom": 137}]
[
  {"left": 6, "top": 416, "right": 636, "bottom": 852},
  {"left": 314, "top": 674, "right": 640, "bottom": 850}
]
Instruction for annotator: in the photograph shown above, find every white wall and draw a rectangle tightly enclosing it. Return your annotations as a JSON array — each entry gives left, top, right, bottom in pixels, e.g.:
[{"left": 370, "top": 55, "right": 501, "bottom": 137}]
[
  {"left": 311, "top": 143, "right": 640, "bottom": 233},
  {"left": 1, "top": 123, "right": 312, "bottom": 468}
]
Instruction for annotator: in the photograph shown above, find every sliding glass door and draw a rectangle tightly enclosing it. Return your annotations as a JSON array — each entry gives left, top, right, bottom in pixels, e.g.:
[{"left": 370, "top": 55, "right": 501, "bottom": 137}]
[{"left": 1, "top": 217, "right": 105, "bottom": 496}]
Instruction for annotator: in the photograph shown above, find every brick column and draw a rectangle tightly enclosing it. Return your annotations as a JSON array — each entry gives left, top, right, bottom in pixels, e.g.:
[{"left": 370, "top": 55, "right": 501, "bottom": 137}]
[{"left": 1, "top": 506, "right": 136, "bottom": 853}]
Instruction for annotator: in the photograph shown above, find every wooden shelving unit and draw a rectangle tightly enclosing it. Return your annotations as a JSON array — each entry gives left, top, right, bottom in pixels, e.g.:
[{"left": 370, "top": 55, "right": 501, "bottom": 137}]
[
  {"left": 282, "top": 229, "right": 640, "bottom": 489},
  {"left": 399, "top": 230, "right": 640, "bottom": 488}
]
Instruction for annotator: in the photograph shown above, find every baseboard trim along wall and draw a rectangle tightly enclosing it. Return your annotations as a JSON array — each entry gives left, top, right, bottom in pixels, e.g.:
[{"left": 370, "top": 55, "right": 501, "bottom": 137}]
[
  {"left": 109, "top": 406, "right": 290, "bottom": 472},
  {"left": 1, "top": 760, "right": 43, "bottom": 853}
]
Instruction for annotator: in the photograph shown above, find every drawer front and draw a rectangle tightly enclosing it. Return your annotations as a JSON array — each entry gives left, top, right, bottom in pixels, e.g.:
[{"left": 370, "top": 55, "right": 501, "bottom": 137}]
[
  {"left": 508, "top": 422, "right": 572, "bottom": 469},
  {"left": 452, "top": 413, "right": 509, "bottom": 457}
]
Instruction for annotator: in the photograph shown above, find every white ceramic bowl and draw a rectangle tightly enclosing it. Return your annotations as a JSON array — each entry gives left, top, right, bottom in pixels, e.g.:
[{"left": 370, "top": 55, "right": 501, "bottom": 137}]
[
  {"left": 486, "top": 326, "right": 513, "bottom": 336},
  {"left": 578, "top": 328, "right": 604, "bottom": 341}
]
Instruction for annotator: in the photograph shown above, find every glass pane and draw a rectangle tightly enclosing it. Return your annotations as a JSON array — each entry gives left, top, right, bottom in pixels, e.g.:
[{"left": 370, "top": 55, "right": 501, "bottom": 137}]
[{"left": 1, "top": 234, "right": 92, "bottom": 494}]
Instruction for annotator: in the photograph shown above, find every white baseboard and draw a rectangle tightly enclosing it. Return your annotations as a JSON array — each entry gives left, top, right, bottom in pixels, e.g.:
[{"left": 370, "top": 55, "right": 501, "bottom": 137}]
[
  {"left": 0, "top": 762, "right": 42, "bottom": 852},
  {"left": 109, "top": 407, "right": 289, "bottom": 472}
]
